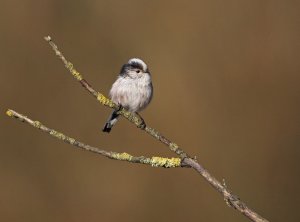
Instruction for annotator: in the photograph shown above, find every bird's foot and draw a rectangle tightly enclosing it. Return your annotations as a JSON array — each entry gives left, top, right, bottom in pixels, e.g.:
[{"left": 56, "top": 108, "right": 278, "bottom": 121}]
[{"left": 117, "top": 104, "right": 123, "bottom": 112}]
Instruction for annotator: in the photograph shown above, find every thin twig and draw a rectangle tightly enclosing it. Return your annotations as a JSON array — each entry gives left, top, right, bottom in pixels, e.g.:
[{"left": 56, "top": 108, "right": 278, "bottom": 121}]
[
  {"left": 8, "top": 35, "right": 268, "bottom": 222},
  {"left": 43, "top": 36, "right": 269, "bottom": 222},
  {"left": 6, "top": 109, "right": 182, "bottom": 168},
  {"left": 183, "top": 158, "right": 268, "bottom": 222},
  {"left": 44, "top": 36, "right": 188, "bottom": 159}
]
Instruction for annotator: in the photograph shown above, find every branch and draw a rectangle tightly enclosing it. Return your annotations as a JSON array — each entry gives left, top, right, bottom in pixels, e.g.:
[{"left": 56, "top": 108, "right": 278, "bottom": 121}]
[
  {"left": 43, "top": 36, "right": 188, "bottom": 159},
  {"left": 6, "top": 109, "right": 182, "bottom": 168},
  {"left": 7, "top": 36, "right": 269, "bottom": 222},
  {"left": 43, "top": 36, "right": 269, "bottom": 222}
]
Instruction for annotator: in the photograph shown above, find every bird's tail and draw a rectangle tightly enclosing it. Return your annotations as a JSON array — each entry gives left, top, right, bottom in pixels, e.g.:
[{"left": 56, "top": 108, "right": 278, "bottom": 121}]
[{"left": 102, "top": 110, "right": 120, "bottom": 133}]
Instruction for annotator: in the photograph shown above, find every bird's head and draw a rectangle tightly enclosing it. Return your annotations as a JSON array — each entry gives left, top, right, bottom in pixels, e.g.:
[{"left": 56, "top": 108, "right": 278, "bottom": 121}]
[{"left": 120, "top": 58, "right": 150, "bottom": 79}]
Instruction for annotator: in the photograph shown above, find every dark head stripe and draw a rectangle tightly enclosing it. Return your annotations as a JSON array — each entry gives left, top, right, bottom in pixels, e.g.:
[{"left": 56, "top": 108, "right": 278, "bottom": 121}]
[{"left": 129, "top": 62, "right": 144, "bottom": 70}]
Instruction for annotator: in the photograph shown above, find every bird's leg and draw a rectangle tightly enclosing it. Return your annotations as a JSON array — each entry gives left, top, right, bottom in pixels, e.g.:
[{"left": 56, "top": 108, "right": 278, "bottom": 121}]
[
  {"left": 135, "top": 112, "right": 146, "bottom": 129},
  {"left": 116, "top": 104, "right": 123, "bottom": 113}
]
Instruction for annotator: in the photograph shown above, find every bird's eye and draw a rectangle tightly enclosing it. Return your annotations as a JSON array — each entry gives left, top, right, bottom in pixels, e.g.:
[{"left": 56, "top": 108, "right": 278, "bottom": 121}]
[{"left": 136, "top": 70, "right": 140, "bottom": 73}]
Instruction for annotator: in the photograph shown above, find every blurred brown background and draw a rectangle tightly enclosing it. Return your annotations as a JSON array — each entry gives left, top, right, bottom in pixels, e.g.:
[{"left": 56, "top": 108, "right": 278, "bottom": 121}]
[{"left": 1, "top": 0, "right": 299, "bottom": 221}]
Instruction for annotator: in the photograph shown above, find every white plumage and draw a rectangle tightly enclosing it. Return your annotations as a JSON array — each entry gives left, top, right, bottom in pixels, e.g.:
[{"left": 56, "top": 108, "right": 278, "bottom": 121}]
[
  {"left": 110, "top": 70, "right": 152, "bottom": 112},
  {"left": 102, "top": 58, "right": 153, "bottom": 133}
]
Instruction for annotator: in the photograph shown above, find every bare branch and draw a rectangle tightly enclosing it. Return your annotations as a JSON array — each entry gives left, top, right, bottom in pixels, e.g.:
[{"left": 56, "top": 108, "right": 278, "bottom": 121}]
[
  {"left": 44, "top": 36, "right": 188, "bottom": 159},
  {"left": 6, "top": 36, "right": 269, "bottom": 222},
  {"left": 182, "top": 158, "right": 269, "bottom": 222},
  {"left": 43, "top": 36, "right": 269, "bottom": 222},
  {"left": 6, "top": 109, "right": 182, "bottom": 168}
]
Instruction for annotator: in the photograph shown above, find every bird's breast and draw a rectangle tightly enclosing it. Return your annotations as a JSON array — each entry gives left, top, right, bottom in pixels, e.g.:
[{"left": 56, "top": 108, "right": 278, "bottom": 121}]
[{"left": 110, "top": 75, "right": 153, "bottom": 112}]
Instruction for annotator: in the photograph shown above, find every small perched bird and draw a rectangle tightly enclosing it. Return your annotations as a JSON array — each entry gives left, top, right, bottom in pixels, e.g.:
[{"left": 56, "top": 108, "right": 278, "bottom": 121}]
[{"left": 102, "top": 58, "right": 153, "bottom": 133}]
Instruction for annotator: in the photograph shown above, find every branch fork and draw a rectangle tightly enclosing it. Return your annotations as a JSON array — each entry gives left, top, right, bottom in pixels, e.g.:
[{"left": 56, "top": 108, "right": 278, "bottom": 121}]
[{"left": 6, "top": 36, "right": 269, "bottom": 222}]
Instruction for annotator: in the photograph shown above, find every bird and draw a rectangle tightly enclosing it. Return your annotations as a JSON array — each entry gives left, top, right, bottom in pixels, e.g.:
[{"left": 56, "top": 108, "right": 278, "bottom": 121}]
[{"left": 102, "top": 58, "right": 153, "bottom": 133}]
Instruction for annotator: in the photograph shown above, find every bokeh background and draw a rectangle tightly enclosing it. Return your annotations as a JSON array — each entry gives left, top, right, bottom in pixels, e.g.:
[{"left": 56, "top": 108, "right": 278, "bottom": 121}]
[{"left": 1, "top": 0, "right": 299, "bottom": 221}]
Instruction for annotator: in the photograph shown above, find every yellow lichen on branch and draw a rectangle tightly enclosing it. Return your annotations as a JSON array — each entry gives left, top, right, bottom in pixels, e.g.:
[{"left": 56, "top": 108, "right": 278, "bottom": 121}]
[
  {"left": 97, "top": 93, "right": 115, "bottom": 108},
  {"left": 6, "top": 110, "right": 13, "bottom": 117},
  {"left": 66, "top": 62, "right": 83, "bottom": 81},
  {"left": 6, "top": 109, "right": 182, "bottom": 168},
  {"left": 149, "top": 157, "right": 181, "bottom": 168},
  {"left": 111, "top": 152, "right": 133, "bottom": 161}
]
